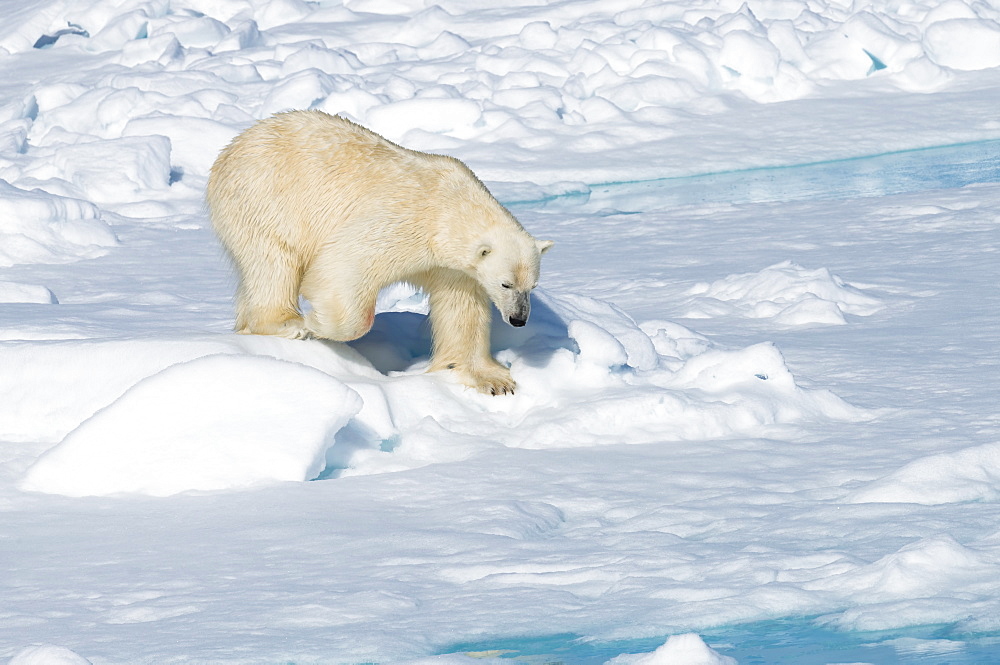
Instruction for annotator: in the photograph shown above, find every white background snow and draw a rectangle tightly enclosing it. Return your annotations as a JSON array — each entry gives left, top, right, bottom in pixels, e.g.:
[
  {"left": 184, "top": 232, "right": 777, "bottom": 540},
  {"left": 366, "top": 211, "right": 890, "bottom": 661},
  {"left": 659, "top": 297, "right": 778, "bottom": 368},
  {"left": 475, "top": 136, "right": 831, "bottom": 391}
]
[{"left": 1, "top": 0, "right": 999, "bottom": 663}]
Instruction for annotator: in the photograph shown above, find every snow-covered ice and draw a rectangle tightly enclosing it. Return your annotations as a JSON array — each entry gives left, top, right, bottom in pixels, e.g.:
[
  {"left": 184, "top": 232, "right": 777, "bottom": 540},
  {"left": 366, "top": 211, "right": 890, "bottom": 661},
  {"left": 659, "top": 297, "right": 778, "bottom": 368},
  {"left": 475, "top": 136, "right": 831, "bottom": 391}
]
[
  {"left": 7, "top": 645, "right": 91, "bottom": 665},
  {"left": 0, "top": 281, "right": 57, "bottom": 304},
  {"left": 20, "top": 353, "right": 361, "bottom": 497},
  {"left": 678, "top": 261, "right": 886, "bottom": 326},
  {"left": 7, "top": 289, "right": 867, "bottom": 496},
  {"left": 2, "top": 0, "right": 1000, "bottom": 663},
  {"left": 0, "top": 179, "right": 116, "bottom": 267},
  {"left": 606, "top": 634, "right": 737, "bottom": 665},
  {"left": 848, "top": 442, "right": 1000, "bottom": 506}
]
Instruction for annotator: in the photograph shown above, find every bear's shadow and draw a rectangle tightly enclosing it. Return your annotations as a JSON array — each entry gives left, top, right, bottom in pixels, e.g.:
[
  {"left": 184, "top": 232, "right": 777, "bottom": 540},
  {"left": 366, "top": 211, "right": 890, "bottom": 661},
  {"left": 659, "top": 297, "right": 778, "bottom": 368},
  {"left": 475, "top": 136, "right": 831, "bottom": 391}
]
[
  {"left": 319, "top": 297, "right": 571, "bottom": 478},
  {"left": 345, "top": 295, "right": 571, "bottom": 374}
]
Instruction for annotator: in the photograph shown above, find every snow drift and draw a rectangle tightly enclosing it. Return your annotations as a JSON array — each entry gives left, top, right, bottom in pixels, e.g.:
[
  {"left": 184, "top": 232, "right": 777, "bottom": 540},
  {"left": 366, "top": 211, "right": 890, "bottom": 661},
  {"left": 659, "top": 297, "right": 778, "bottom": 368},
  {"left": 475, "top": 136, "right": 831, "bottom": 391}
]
[
  {"left": 14, "top": 288, "right": 867, "bottom": 497},
  {"left": 20, "top": 354, "right": 361, "bottom": 497}
]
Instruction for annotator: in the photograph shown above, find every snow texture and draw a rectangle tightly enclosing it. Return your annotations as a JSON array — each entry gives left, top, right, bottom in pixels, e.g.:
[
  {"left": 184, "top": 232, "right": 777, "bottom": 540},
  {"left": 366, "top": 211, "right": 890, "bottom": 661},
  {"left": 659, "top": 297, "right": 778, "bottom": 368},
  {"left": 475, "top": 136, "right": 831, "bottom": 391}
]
[
  {"left": 1, "top": 0, "right": 1000, "bottom": 663},
  {"left": 606, "top": 634, "right": 738, "bottom": 665},
  {"left": 20, "top": 354, "right": 361, "bottom": 497},
  {"left": 0, "top": 281, "right": 57, "bottom": 304},
  {"left": 848, "top": 442, "right": 1000, "bottom": 506},
  {"left": 0, "top": 179, "right": 116, "bottom": 267},
  {"left": 679, "top": 261, "right": 885, "bottom": 326},
  {"left": 7, "top": 645, "right": 92, "bottom": 665}
]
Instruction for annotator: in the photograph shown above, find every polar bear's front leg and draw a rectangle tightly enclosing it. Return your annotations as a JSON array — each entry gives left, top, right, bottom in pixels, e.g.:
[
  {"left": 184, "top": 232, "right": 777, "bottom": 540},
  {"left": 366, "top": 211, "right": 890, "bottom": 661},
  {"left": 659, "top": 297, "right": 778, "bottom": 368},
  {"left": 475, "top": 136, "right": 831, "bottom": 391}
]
[{"left": 419, "top": 271, "right": 515, "bottom": 395}]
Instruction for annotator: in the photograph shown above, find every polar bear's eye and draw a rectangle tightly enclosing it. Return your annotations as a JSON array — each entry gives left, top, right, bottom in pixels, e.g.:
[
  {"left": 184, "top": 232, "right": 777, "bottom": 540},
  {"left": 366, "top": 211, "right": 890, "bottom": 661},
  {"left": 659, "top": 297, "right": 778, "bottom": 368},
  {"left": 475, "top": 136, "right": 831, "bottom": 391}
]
[{"left": 501, "top": 282, "right": 512, "bottom": 289}]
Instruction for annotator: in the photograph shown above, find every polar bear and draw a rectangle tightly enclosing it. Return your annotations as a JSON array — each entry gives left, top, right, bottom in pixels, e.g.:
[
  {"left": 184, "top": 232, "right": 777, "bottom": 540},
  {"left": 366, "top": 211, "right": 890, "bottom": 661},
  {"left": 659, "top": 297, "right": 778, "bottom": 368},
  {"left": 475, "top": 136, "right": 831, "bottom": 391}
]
[{"left": 207, "top": 110, "right": 553, "bottom": 395}]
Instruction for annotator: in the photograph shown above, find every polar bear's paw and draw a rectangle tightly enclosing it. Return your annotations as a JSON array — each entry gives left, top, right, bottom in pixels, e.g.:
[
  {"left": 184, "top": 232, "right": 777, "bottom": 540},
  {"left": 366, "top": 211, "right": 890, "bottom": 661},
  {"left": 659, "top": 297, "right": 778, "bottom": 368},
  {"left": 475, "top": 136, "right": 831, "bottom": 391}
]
[
  {"left": 240, "top": 316, "right": 311, "bottom": 340},
  {"left": 468, "top": 363, "right": 517, "bottom": 396},
  {"left": 272, "top": 317, "right": 312, "bottom": 340},
  {"left": 436, "top": 360, "right": 516, "bottom": 395}
]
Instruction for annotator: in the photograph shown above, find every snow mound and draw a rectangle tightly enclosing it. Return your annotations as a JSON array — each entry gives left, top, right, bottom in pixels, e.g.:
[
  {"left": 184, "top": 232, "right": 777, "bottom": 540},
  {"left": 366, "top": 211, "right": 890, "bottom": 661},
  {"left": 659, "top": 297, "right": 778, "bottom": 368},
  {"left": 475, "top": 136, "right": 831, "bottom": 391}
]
[
  {"left": 366, "top": 97, "right": 483, "bottom": 142},
  {"left": 838, "top": 535, "right": 991, "bottom": 599},
  {"left": 0, "top": 179, "right": 117, "bottom": 267},
  {"left": 924, "top": 19, "right": 1000, "bottom": 71},
  {"left": 606, "top": 634, "right": 737, "bottom": 665},
  {"left": 20, "top": 135, "right": 173, "bottom": 205},
  {"left": 847, "top": 442, "right": 1000, "bottom": 505},
  {"left": 0, "top": 281, "right": 57, "bottom": 304},
  {"left": 8, "top": 644, "right": 91, "bottom": 665},
  {"left": 20, "top": 354, "right": 361, "bottom": 497},
  {"left": 11, "top": 289, "right": 868, "bottom": 495},
  {"left": 810, "top": 535, "right": 1000, "bottom": 632},
  {"left": 123, "top": 115, "right": 239, "bottom": 177},
  {"left": 679, "top": 261, "right": 885, "bottom": 326}
]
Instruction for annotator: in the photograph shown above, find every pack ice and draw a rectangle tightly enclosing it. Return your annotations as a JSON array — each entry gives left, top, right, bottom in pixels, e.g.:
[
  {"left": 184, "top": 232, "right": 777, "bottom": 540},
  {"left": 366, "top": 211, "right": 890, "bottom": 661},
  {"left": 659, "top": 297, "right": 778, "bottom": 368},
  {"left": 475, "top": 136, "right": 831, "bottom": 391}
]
[{"left": 2, "top": 0, "right": 1000, "bottom": 663}]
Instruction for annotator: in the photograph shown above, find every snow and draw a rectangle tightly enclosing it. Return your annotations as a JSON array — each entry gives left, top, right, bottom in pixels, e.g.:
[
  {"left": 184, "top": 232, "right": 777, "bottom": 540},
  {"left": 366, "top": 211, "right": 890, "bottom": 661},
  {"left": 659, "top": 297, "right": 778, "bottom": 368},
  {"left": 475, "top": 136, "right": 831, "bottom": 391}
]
[
  {"left": 847, "top": 442, "right": 1000, "bottom": 506},
  {"left": 1, "top": 0, "right": 1000, "bottom": 663},
  {"left": 7, "top": 645, "right": 91, "bottom": 665},
  {"left": 679, "top": 261, "right": 886, "bottom": 326},
  {"left": 20, "top": 354, "right": 361, "bottom": 497},
  {"left": 8, "top": 290, "right": 866, "bottom": 494},
  {"left": 607, "top": 634, "right": 738, "bottom": 665},
  {"left": 923, "top": 19, "right": 1000, "bottom": 71},
  {"left": 0, "top": 281, "right": 57, "bottom": 304},
  {"left": 0, "top": 179, "right": 116, "bottom": 267}
]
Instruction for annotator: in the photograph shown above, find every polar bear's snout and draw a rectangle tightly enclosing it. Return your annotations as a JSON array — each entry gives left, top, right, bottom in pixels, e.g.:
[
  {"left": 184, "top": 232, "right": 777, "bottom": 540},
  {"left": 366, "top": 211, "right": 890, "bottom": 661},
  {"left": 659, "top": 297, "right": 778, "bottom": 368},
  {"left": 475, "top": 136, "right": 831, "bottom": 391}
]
[
  {"left": 507, "top": 291, "right": 530, "bottom": 327},
  {"left": 496, "top": 288, "right": 531, "bottom": 327}
]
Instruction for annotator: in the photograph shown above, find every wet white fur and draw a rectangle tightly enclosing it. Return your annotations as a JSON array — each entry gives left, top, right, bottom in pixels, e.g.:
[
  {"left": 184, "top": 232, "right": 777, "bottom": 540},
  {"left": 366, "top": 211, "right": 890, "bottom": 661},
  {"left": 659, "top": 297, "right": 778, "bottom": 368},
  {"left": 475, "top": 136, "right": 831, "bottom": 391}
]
[{"left": 207, "top": 110, "right": 552, "bottom": 395}]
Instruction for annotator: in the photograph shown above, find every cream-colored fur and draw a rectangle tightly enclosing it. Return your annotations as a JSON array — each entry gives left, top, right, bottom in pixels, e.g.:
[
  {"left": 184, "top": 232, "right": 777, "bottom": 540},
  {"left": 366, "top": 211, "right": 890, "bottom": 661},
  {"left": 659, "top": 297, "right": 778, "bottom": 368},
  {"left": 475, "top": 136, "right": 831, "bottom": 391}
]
[{"left": 207, "top": 110, "right": 552, "bottom": 395}]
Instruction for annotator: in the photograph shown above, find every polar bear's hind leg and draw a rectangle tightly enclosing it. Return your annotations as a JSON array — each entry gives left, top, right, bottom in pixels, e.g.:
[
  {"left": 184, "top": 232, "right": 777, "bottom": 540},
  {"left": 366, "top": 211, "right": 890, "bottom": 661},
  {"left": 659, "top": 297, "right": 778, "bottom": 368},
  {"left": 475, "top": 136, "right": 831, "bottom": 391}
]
[
  {"left": 233, "top": 245, "right": 308, "bottom": 339},
  {"left": 300, "top": 254, "right": 379, "bottom": 341}
]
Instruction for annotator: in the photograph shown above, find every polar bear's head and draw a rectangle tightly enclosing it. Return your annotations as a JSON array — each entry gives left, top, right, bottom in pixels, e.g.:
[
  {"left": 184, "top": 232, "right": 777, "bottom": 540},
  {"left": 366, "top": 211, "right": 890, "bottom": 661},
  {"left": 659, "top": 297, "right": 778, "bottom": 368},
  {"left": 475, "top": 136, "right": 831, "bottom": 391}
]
[{"left": 473, "top": 231, "right": 553, "bottom": 327}]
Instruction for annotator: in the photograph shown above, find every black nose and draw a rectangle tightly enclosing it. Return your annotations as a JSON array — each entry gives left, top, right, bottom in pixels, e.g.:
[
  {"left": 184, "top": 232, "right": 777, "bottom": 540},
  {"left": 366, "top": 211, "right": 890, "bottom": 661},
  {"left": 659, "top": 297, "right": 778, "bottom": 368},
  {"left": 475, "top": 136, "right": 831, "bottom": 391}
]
[{"left": 509, "top": 316, "right": 526, "bottom": 327}]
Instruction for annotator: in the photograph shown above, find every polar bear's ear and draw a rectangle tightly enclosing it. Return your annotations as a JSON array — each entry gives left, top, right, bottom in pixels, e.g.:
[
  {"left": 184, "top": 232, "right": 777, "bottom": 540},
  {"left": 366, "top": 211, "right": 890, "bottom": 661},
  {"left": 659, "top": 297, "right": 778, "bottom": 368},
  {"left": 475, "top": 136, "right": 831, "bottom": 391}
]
[{"left": 536, "top": 239, "right": 554, "bottom": 254}]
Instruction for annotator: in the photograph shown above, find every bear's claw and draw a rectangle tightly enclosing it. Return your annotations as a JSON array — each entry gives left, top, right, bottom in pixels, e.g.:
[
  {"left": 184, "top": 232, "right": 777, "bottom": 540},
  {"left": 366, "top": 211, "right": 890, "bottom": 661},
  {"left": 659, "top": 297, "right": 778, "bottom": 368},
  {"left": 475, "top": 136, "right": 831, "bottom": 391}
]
[
  {"left": 474, "top": 369, "right": 516, "bottom": 396},
  {"left": 440, "top": 362, "right": 515, "bottom": 396},
  {"left": 243, "top": 316, "right": 311, "bottom": 339}
]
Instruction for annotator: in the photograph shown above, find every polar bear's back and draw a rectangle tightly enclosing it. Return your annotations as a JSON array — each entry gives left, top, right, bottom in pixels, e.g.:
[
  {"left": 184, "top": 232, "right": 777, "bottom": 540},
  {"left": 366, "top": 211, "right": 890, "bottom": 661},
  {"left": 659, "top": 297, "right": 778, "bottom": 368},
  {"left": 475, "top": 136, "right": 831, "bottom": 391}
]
[{"left": 207, "top": 110, "right": 444, "bottom": 259}]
